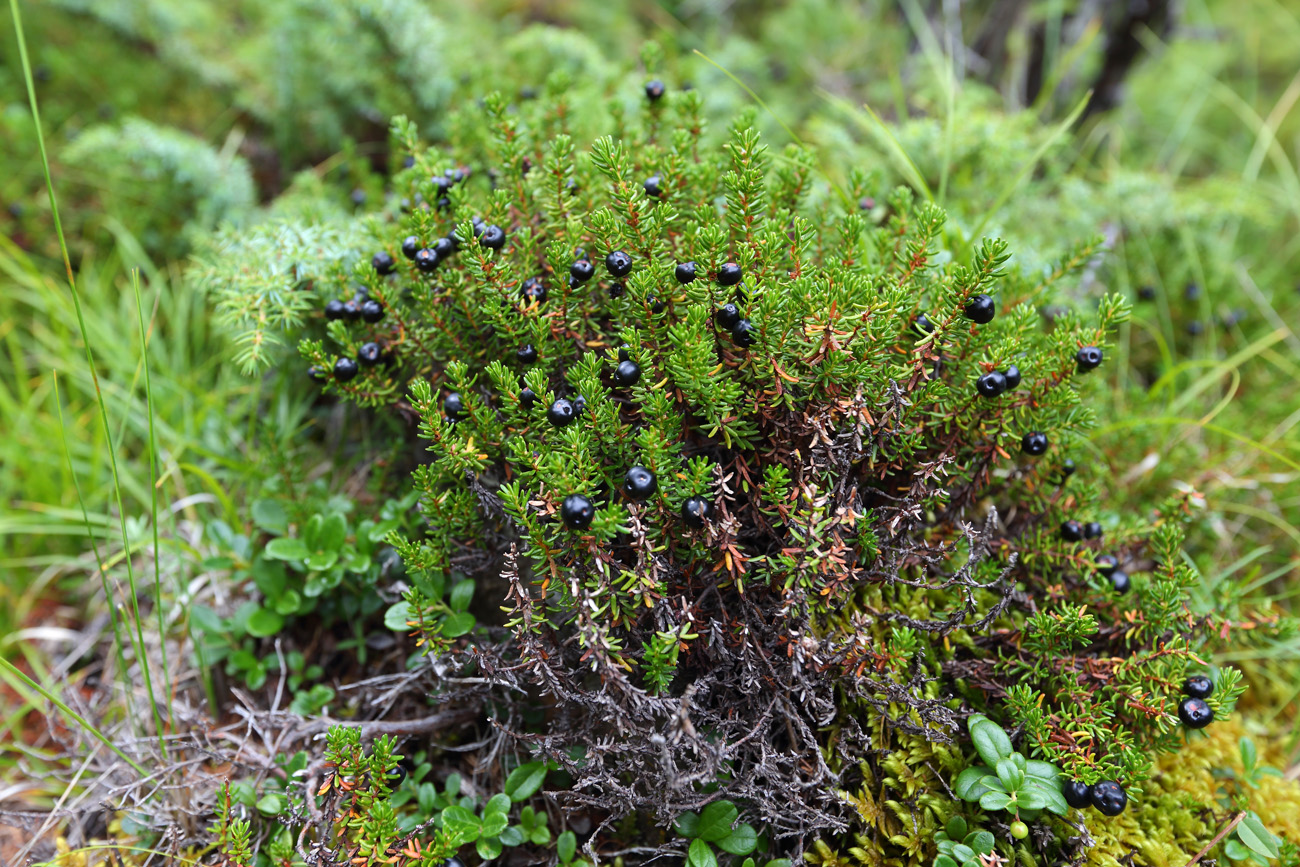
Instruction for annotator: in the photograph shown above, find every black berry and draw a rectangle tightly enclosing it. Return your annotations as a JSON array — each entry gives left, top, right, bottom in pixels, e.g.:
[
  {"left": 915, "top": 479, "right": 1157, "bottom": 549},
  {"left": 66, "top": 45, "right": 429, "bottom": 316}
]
[
  {"left": 1184, "top": 675, "right": 1214, "bottom": 699},
  {"left": 325, "top": 299, "right": 347, "bottom": 321},
  {"left": 522, "top": 277, "right": 548, "bottom": 305},
  {"left": 623, "top": 466, "right": 657, "bottom": 501},
  {"left": 342, "top": 299, "right": 362, "bottom": 322},
  {"left": 547, "top": 398, "right": 575, "bottom": 427},
  {"left": 1178, "top": 696, "right": 1214, "bottom": 729},
  {"left": 976, "top": 371, "right": 1008, "bottom": 398},
  {"left": 608, "top": 282, "right": 626, "bottom": 299},
  {"left": 964, "top": 293, "right": 996, "bottom": 324},
  {"left": 1095, "top": 554, "right": 1118, "bottom": 575},
  {"left": 1060, "top": 458, "right": 1077, "bottom": 479},
  {"left": 649, "top": 295, "right": 665, "bottom": 314},
  {"left": 1076, "top": 346, "right": 1104, "bottom": 371},
  {"left": 681, "top": 497, "right": 712, "bottom": 529},
  {"left": 1110, "top": 570, "right": 1131, "bottom": 594},
  {"left": 913, "top": 313, "right": 935, "bottom": 335},
  {"left": 1022, "top": 432, "right": 1048, "bottom": 456},
  {"left": 561, "top": 494, "right": 595, "bottom": 530},
  {"left": 434, "top": 237, "right": 455, "bottom": 259},
  {"left": 644, "top": 175, "right": 663, "bottom": 197},
  {"left": 1061, "top": 520, "right": 1084, "bottom": 542},
  {"left": 718, "top": 262, "right": 742, "bottom": 286},
  {"left": 675, "top": 261, "right": 698, "bottom": 284},
  {"left": 415, "top": 248, "right": 439, "bottom": 272},
  {"left": 361, "top": 299, "right": 384, "bottom": 323},
  {"left": 358, "top": 342, "right": 383, "bottom": 367},
  {"left": 1083, "top": 521, "right": 1103, "bottom": 540},
  {"left": 1090, "top": 781, "right": 1128, "bottom": 816},
  {"left": 1004, "top": 364, "right": 1022, "bottom": 389},
  {"left": 443, "top": 392, "right": 464, "bottom": 420},
  {"left": 570, "top": 259, "right": 595, "bottom": 283},
  {"left": 517, "top": 344, "right": 538, "bottom": 364},
  {"left": 715, "top": 303, "right": 741, "bottom": 330},
  {"left": 614, "top": 360, "right": 642, "bottom": 387},
  {"left": 645, "top": 80, "right": 665, "bottom": 101},
  {"left": 732, "top": 319, "right": 757, "bottom": 348},
  {"left": 519, "top": 387, "right": 537, "bottom": 409},
  {"left": 573, "top": 394, "right": 587, "bottom": 415},
  {"left": 617, "top": 345, "right": 630, "bottom": 361},
  {"left": 606, "top": 250, "right": 633, "bottom": 277},
  {"left": 1062, "top": 780, "right": 1092, "bottom": 809},
  {"left": 372, "top": 251, "right": 396, "bottom": 275},
  {"left": 308, "top": 366, "right": 326, "bottom": 382},
  {"left": 480, "top": 225, "right": 506, "bottom": 249},
  {"left": 401, "top": 236, "right": 421, "bottom": 259},
  {"left": 333, "top": 357, "right": 359, "bottom": 382}
]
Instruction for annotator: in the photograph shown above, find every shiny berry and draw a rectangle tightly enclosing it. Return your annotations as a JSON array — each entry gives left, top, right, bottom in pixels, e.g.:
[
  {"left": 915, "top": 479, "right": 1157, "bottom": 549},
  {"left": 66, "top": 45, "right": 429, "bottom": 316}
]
[
  {"left": 718, "top": 262, "right": 742, "bottom": 286},
  {"left": 361, "top": 299, "right": 384, "bottom": 323},
  {"left": 732, "top": 319, "right": 757, "bottom": 348},
  {"left": 1060, "top": 458, "right": 1077, "bottom": 479},
  {"left": 308, "top": 366, "right": 326, "bottom": 382},
  {"left": 1178, "top": 696, "right": 1214, "bottom": 729},
  {"left": 1022, "top": 432, "right": 1048, "bottom": 455},
  {"left": 1110, "top": 570, "right": 1131, "bottom": 594},
  {"left": 1090, "top": 781, "right": 1128, "bottom": 816},
  {"left": 573, "top": 394, "right": 587, "bottom": 415},
  {"left": 964, "top": 293, "right": 996, "bottom": 324},
  {"left": 715, "top": 303, "right": 741, "bottom": 330},
  {"left": 519, "top": 387, "right": 537, "bottom": 409},
  {"left": 645, "top": 80, "right": 665, "bottom": 101},
  {"left": 606, "top": 250, "right": 633, "bottom": 277},
  {"left": 522, "top": 277, "right": 548, "bottom": 305},
  {"left": 433, "top": 237, "right": 455, "bottom": 259},
  {"left": 1095, "top": 554, "right": 1118, "bottom": 575},
  {"left": 415, "top": 248, "right": 439, "bottom": 272},
  {"left": 614, "top": 360, "right": 642, "bottom": 387},
  {"left": 1009, "top": 821, "right": 1028, "bottom": 840},
  {"left": 675, "top": 261, "right": 698, "bottom": 284},
  {"left": 644, "top": 175, "right": 663, "bottom": 197},
  {"left": 623, "top": 466, "right": 657, "bottom": 501},
  {"left": 1061, "top": 520, "right": 1084, "bottom": 541},
  {"left": 480, "top": 225, "right": 506, "bottom": 249},
  {"left": 561, "top": 494, "right": 595, "bottom": 530},
  {"left": 325, "top": 299, "right": 347, "bottom": 321},
  {"left": 401, "top": 236, "right": 421, "bottom": 260},
  {"left": 570, "top": 259, "right": 595, "bottom": 283},
  {"left": 976, "top": 371, "right": 1008, "bottom": 398},
  {"left": 517, "top": 344, "right": 538, "bottom": 364},
  {"left": 681, "top": 497, "right": 712, "bottom": 529},
  {"left": 913, "top": 313, "right": 935, "bottom": 335},
  {"left": 372, "top": 251, "right": 396, "bottom": 275},
  {"left": 333, "top": 357, "right": 359, "bottom": 382},
  {"left": 1083, "top": 521, "right": 1102, "bottom": 540},
  {"left": 1062, "top": 780, "right": 1092, "bottom": 809},
  {"left": 443, "top": 392, "right": 464, "bottom": 420},
  {"left": 547, "top": 398, "right": 575, "bottom": 427},
  {"left": 1184, "top": 675, "right": 1214, "bottom": 699},
  {"left": 358, "top": 342, "right": 383, "bottom": 367},
  {"left": 342, "top": 299, "right": 362, "bottom": 322},
  {"left": 1076, "top": 346, "right": 1103, "bottom": 371},
  {"left": 1004, "top": 364, "right": 1022, "bottom": 389}
]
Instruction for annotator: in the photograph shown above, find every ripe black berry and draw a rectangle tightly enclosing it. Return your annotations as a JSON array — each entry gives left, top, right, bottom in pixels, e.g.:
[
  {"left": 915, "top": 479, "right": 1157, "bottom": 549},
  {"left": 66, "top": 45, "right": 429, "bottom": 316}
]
[
  {"left": 443, "top": 392, "right": 464, "bottom": 420},
  {"left": 1110, "top": 570, "right": 1131, "bottom": 594},
  {"left": 623, "top": 466, "right": 657, "bottom": 501},
  {"left": 1004, "top": 364, "right": 1022, "bottom": 389},
  {"left": 401, "top": 236, "right": 421, "bottom": 259},
  {"left": 1178, "top": 696, "right": 1214, "bottom": 729},
  {"left": 415, "top": 248, "right": 439, "bottom": 272},
  {"left": 649, "top": 296, "right": 665, "bottom": 314},
  {"left": 480, "top": 225, "right": 506, "bottom": 249},
  {"left": 1083, "top": 521, "right": 1103, "bottom": 540},
  {"left": 976, "top": 371, "right": 1008, "bottom": 398},
  {"left": 715, "top": 303, "right": 741, "bottom": 330},
  {"left": 521, "top": 277, "right": 548, "bottom": 305},
  {"left": 614, "top": 360, "right": 642, "bottom": 387},
  {"left": 608, "top": 282, "right": 626, "bottom": 299},
  {"left": 732, "top": 319, "right": 757, "bottom": 348},
  {"left": 617, "top": 345, "right": 630, "bottom": 362},
  {"left": 573, "top": 394, "right": 587, "bottom": 415},
  {"left": 517, "top": 344, "right": 538, "bottom": 364},
  {"left": 1062, "top": 780, "right": 1092, "bottom": 809},
  {"left": 964, "top": 293, "right": 996, "bottom": 324},
  {"left": 1184, "top": 675, "right": 1214, "bottom": 699},
  {"left": 308, "top": 366, "right": 326, "bottom": 382},
  {"left": 333, "top": 357, "right": 359, "bottom": 382},
  {"left": 342, "top": 299, "right": 362, "bottom": 322},
  {"left": 1060, "top": 458, "right": 1077, "bottom": 479},
  {"left": 570, "top": 259, "right": 595, "bottom": 283},
  {"left": 681, "top": 497, "right": 712, "bottom": 529},
  {"left": 913, "top": 313, "right": 935, "bottom": 336},
  {"left": 561, "top": 494, "right": 595, "bottom": 530},
  {"left": 358, "top": 342, "right": 383, "bottom": 367},
  {"left": 1090, "top": 781, "right": 1128, "bottom": 816},
  {"left": 1076, "top": 346, "right": 1104, "bottom": 371},
  {"left": 434, "top": 237, "right": 455, "bottom": 259},
  {"left": 675, "top": 261, "right": 698, "bottom": 284},
  {"left": 718, "top": 262, "right": 742, "bottom": 286},
  {"left": 645, "top": 79, "right": 665, "bottom": 101},
  {"left": 606, "top": 250, "right": 633, "bottom": 277},
  {"left": 361, "top": 299, "right": 384, "bottom": 323},
  {"left": 1061, "top": 520, "right": 1084, "bottom": 541},
  {"left": 644, "top": 175, "right": 663, "bottom": 197},
  {"left": 547, "top": 398, "right": 575, "bottom": 427},
  {"left": 1022, "top": 432, "right": 1048, "bottom": 455},
  {"left": 372, "top": 251, "right": 396, "bottom": 275},
  {"left": 519, "top": 387, "right": 537, "bottom": 409},
  {"left": 1095, "top": 554, "right": 1118, "bottom": 575},
  {"left": 325, "top": 299, "right": 347, "bottom": 321}
]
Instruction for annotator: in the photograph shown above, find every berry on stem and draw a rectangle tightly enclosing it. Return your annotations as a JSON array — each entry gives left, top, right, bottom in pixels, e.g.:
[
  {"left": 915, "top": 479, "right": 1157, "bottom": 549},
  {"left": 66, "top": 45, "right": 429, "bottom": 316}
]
[
  {"left": 1009, "top": 821, "right": 1028, "bottom": 840},
  {"left": 732, "top": 319, "right": 757, "bottom": 348},
  {"left": 623, "top": 466, "right": 657, "bottom": 501},
  {"left": 333, "top": 357, "right": 358, "bottom": 382},
  {"left": 570, "top": 259, "right": 595, "bottom": 283},
  {"left": 443, "top": 392, "right": 464, "bottom": 420},
  {"left": 1076, "top": 346, "right": 1104, "bottom": 371},
  {"left": 1178, "top": 696, "right": 1214, "bottom": 729},
  {"left": 1062, "top": 780, "right": 1092, "bottom": 809},
  {"left": 1061, "top": 520, "right": 1084, "bottom": 542},
  {"left": 547, "top": 398, "right": 575, "bottom": 427},
  {"left": 372, "top": 251, "right": 396, "bottom": 275},
  {"left": 675, "top": 261, "right": 698, "bottom": 284},
  {"left": 1060, "top": 458, "right": 1077, "bottom": 480},
  {"left": 718, "top": 262, "right": 742, "bottom": 286},
  {"left": 522, "top": 277, "right": 548, "bottom": 305},
  {"left": 645, "top": 80, "right": 665, "bottom": 101},
  {"left": 517, "top": 344, "right": 538, "bottom": 364},
  {"left": 361, "top": 299, "right": 384, "bottom": 323},
  {"left": 325, "top": 299, "right": 347, "bottom": 321},
  {"left": 1004, "top": 364, "right": 1022, "bottom": 389},
  {"left": 964, "top": 293, "right": 995, "bottom": 324},
  {"left": 1184, "top": 675, "right": 1214, "bottom": 699},
  {"left": 433, "top": 237, "right": 455, "bottom": 259},
  {"left": 614, "top": 360, "right": 642, "bottom": 387},
  {"left": 1110, "top": 570, "right": 1131, "bottom": 594},
  {"left": 913, "top": 313, "right": 934, "bottom": 336},
  {"left": 561, "top": 494, "right": 595, "bottom": 530},
  {"left": 1090, "top": 781, "right": 1128, "bottom": 816},
  {"left": 401, "top": 236, "right": 420, "bottom": 259},
  {"left": 1083, "top": 521, "right": 1103, "bottom": 540},
  {"left": 415, "top": 248, "right": 439, "bottom": 272},
  {"left": 606, "top": 250, "right": 633, "bottom": 277},
  {"left": 644, "top": 175, "right": 662, "bottom": 197},
  {"left": 976, "top": 371, "right": 1008, "bottom": 398},
  {"left": 1095, "top": 554, "right": 1118, "bottom": 575},
  {"left": 358, "top": 342, "right": 383, "bottom": 367},
  {"left": 480, "top": 225, "right": 506, "bottom": 249},
  {"left": 681, "top": 497, "right": 712, "bottom": 529},
  {"left": 1022, "top": 432, "right": 1048, "bottom": 456},
  {"left": 715, "top": 303, "right": 741, "bottom": 330}
]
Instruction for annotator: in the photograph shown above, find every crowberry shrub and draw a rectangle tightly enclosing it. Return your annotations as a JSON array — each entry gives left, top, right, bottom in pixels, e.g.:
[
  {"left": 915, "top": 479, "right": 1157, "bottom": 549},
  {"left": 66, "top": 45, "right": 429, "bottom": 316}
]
[{"left": 211, "top": 67, "right": 1251, "bottom": 858}]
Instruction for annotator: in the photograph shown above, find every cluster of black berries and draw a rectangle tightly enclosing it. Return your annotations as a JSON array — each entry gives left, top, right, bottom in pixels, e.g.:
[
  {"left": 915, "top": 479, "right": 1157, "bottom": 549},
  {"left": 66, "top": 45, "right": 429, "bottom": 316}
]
[
  {"left": 560, "top": 466, "right": 712, "bottom": 532},
  {"left": 680, "top": 261, "right": 755, "bottom": 347},
  {"left": 1094, "top": 553, "right": 1130, "bottom": 594},
  {"left": 324, "top": 292, "right": 385, "bottom": 325},
  {"left": 315, "top": 280, "right": 394, "bottom": 383},
  {"left": 1177, "top": 674, "right": 1215, "bottom": 730},
  {"left": 976, "top": 364, "right": 1021, "bottom": 398},
  {"left": 1062, "top": 779, "right": 1129, "bottom": 816}
]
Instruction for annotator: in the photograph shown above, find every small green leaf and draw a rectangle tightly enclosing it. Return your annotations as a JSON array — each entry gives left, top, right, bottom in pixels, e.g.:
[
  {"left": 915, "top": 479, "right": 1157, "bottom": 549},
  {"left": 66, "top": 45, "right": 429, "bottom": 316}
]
[
  {"left": 1022, "top": 778, "right": 1069, "bottom": 816},
  {"left": 1018, "top": 789, "right": 1047, "bottom": 810},
  {"left": 951, "top": 844, "right": 975, "bottom": 863},
  {"left": 996, "top": 758, "right": 1024, "bottom": 792},
  {"left": 505, "top": 761, "right": 547, "bottom": 802},
  {"left": 558, "top": 830, "right": 577, "bottom": 863},
  {"left": 1237, "top": 814, "right": 1280, "bottom": 859},
  {"left": 484, "top": 792, "right": 511, "bottom": 817},
  {"left": 1225, "top": 839, "right": 1252, "bottom": 861},
  {"left": 934, "top": 857, "right": 959, "bottom": 867},
  {"left": 954, "top": 767, "right": 990, "bottom": 801},
  {"left": 675, "top": 811, "right": 701, "bottom": 838},
  {"left": 945, "top": 816, "right": 968, "bottom": 840},
  {"left": 265, "top": 537, "right": 310, "bottom": 561},
  {"left": 441, "top": 804, "right": 480, "bottom": 840},
  {"left": 979, "top": 791, "right": 1013, "bottom": 811},
  {"left": 450, "top": 579, "right": 475, "bottom": 613},
  {"left": 476, "top": 835, "right": 503, "bottom": 861},
  {"left": 255, "top": 793, "right": 284, "bottom": 815},
  {"left": 697, "top": 800, "right": 740, "bottom": 842},
  {"left": 529, "top": 825, "right": 551, "bottom": 846},
  {"left": 251, "top": 499, "right": 288, "bottom": 534},
  {"left": 499, "top": 826, "right": 525, "bottom": 847},
  {"left": 717, "top": 823, "right": 757, "bottom": 855},
  {"left": 481, "top": 811, "right": 508, "bottom": 838},
  {"left": 688, "top": 838, "right": 717, "bottom": 867},
  {"left": 1025, "top": 760, "right": 1060, "bottom": 781},
  {"left": 970, "top": 719, "right": 1013, "bottom": 767},
  {"left": 384, "top": 601, "right": 411, "bottom": 632},
  {"left": 443, "top": 612, "right": 476, "bottom": 638},
  {"left": 245, "top": 607, "right": 284, "bottom": 638},
  {"left": 965, "top": 831, "right": 995, "bottom": 854},
  {"left": 304, "top": 550, "right": 339, "bottom": 571}
]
